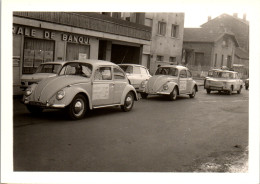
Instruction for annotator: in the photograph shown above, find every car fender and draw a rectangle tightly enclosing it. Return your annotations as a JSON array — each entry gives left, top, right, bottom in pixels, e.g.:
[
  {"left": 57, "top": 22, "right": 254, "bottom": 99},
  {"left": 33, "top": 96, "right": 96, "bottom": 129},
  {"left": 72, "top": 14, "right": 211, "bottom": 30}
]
[
  {"left": 48, "top": 85, "right": 92, "bottom": 109},
  {"left": 120, "top": 84, "right": 139, "bottom": 105},
  {"left": 165, "top": 81, "right": 179, "bottom": 95},
  {"left": 192, "top": 81, "right": 198, "bottom": 92}
]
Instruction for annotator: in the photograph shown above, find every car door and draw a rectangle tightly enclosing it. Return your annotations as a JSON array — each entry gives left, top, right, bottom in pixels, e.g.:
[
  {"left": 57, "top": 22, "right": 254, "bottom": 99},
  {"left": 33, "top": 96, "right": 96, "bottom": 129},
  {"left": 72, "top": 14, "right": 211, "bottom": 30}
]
[
  {"left": 92, "top": 66, "right": 114, "bottom": 106},
  {"left": 179, "top": 69, "right": 188, "bottom": 94},
  {"left": 113, "top": 66, "right": 128, "bottom": 104},
  {"left": 186, "top": 70, "right": 194, "bottom": 93}
]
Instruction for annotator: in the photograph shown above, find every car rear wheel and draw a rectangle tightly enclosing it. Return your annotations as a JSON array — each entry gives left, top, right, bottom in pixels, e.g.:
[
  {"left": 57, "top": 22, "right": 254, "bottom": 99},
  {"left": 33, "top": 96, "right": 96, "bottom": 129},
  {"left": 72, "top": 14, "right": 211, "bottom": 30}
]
[
  {"left": 206, "top": 89, "right": 211, "bottom": 94},
  {"left": 121, "top": 92, "right": 134, "bottom": 112},
  {"left": 189, "top": 87, "right": 196, "bottom": 98},
  {"left": 26, "top": 105, "right": 43, "bottom": 114},
  {"left": 67, "top": 94, "right": 87, "bottom": 120},
  {"left": 169, "top": 87, "right": 177, "bottom": 101},
  {"left": 140, "top": 92, "right": 148, "bottom": 99}
]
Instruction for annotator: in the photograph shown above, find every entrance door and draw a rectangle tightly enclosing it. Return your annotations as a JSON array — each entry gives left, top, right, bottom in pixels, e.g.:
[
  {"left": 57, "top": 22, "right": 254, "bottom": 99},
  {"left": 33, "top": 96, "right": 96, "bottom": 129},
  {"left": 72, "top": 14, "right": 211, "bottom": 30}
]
[
  {"left": 66, "top": 43, "right": 90, "bottom": 60},
  {"left": 227, "top": 55, "right": 232, "bottom": 68}
]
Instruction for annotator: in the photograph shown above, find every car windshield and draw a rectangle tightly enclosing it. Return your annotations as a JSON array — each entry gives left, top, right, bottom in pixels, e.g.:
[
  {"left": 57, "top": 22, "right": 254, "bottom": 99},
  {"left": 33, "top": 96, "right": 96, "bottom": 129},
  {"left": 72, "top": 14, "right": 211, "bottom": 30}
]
[
  {"left": 213, "top": 71, "right": 235, "bottom": 79},
  {"left": 60, "top": 63, "right": 93, "bottom": 78},
  {"left": 155, "top": 67, "right": 178, "bottom": 76},
  {"left": 119, "top": 65, "right": 133, "bottom": 74},
  {"left": 35, "top": 64, "right": 62, "bottom": 74}
]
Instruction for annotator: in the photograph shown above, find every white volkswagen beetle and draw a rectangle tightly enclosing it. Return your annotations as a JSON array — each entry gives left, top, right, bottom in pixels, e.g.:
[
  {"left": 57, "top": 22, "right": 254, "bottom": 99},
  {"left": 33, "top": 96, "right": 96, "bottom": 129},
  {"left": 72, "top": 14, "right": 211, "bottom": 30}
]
[
  {"left": 23, "top": 59, "right": 138, "bottom": 120},
  {"left": 138, "top": 65, "right": 198, "bottom": 100}
]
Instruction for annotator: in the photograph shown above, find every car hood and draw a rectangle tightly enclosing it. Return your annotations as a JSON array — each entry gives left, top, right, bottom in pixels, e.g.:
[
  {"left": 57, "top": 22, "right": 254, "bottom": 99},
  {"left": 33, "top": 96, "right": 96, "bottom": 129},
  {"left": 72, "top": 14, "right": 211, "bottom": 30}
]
[
  {"left": 147, "top": 75, "right": 178, "bottom": 92},
  {"left": 32, "top": 75, "right": 91, "bottom": 102},
  {"left": 21, "top": 73, "right": 57, "bottom": 81}
]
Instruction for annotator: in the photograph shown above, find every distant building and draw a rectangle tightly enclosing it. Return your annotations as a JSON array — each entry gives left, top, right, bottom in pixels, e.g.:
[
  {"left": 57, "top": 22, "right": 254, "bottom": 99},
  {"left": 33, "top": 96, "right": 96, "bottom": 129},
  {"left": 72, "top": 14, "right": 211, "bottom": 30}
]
[
  {"left": 183, "top": 28, "right": 239, "bottom": 77},
  {"left": 183, "top": 13, "right": 249, "bottom": 78},
  {"left": 13, "top": 12, "right": 151, "bottom": 95}
]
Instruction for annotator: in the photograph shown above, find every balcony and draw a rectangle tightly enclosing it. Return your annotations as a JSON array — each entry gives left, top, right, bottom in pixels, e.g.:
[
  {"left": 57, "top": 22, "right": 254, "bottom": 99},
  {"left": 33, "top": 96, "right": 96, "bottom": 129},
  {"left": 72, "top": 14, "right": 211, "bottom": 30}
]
[{"left": 13, "top": 12, "right": 151, "bottom": 41}]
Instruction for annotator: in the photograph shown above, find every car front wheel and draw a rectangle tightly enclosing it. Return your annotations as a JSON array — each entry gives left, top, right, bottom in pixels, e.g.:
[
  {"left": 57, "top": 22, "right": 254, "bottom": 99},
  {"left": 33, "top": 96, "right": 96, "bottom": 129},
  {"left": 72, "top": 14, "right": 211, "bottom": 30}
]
[
  {"left": 67, "top": 94, "right": 87, "bottom": 120},
  {"left": 237, "top": 86, "right": 242, "bottom": 94},
  {"left": 189, "top": 87, "right": 196, "bottom": 98},
  {"left": 121, "top": 92, "right": 134, "bottom": 112},
  {"left": 169, "top": 87, "right": 177, "bottom": 101},
  {"left": 206, "top": 89, "right": 211, "bottom": 94}
]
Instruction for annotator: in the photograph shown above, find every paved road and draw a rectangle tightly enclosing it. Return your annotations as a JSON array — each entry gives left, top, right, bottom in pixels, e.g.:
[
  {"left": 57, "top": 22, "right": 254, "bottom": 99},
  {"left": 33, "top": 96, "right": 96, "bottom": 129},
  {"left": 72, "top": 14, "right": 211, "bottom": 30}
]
[{"left": 13, "top": 86, "right": 249, "bottom": 172}]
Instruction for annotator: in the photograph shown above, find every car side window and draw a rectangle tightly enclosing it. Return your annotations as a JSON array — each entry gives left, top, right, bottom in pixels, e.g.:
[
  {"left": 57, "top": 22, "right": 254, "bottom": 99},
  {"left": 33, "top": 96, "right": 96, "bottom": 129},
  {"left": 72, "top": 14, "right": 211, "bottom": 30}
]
[
  {"left": 94, "top": 67, "right": 112, "bottom": 80},
  {"left": 187, "top": 70, "right": 192, "bottom": 78},
  {"left": 133, "top": 66, "right": 141, "bottom": 74},
  {"left": 140, "top": 67, "right": 148, "bottom": 75},
  {"left": 113, "top": 67, "right": 126, "bottom": 80},
  {"left": 179, "top": 70, "right": 187, "bottom": 78}
]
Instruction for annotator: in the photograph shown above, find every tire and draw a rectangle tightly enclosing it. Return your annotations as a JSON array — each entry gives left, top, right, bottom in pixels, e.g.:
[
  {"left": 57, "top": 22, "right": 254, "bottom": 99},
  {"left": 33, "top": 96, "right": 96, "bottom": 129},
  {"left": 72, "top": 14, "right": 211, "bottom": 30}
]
[
  {"left": 26, "top": 105, "right": 43, "bottom": 114},
  {"left": 140, "top": 93, "right": 148, "bottom": 99},
  {"left": 67, "top": 94, "right": 87, "bottom": 120},
  {"left": 227, "top": 86, "right": 233, "bottom": 95},
  {"left": 237, "top": 86, "right": 242, "bottom": 94},
  {"left": 121, "top": 92, "right": 134, "bottom": 112},
  {"left": 245, "top": 86, "right": 248, "bottom": 90},
  {"left": 206, "top": 89, "right": 211, "bottom": 94},
  {"left": 189, "top": 87, "right": 196, "bottom": 98},
  {"left": 169, "top": 87, "right": 178, "bottom": 101}
]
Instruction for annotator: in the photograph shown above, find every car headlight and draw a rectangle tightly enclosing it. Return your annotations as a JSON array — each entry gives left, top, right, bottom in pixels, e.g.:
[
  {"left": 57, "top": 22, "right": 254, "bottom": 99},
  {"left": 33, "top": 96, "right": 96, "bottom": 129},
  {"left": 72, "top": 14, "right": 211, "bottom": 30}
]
[
  {"left": 163, "top": 84, "right": 169, "bottom": 90},
  {"left": 56, "top": 90, "right": 65, "bottom": 100},
  {"left": 25, "top": 88, "right": 32, "bottom": 96}
]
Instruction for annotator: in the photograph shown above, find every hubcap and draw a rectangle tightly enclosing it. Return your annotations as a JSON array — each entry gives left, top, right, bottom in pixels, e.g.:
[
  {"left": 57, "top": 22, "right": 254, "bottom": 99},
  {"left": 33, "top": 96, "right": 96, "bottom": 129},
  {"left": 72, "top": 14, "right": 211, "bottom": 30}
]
[
  {"left": 74, "top": 100, "right": 83, "bottom": 115},
  {"left": 125, "top": 96, "right": 133, "bottom": 108}
]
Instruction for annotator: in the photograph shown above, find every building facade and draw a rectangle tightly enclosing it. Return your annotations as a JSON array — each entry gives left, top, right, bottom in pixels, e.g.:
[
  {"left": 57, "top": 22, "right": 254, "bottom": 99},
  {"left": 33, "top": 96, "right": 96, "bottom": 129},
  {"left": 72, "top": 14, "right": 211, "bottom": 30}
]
[
  {"left": 13, "top": 12, "right": 151, "bottom": 95},
  {"left": 142, "top": 13, "right": 185, "bottom": 74}
]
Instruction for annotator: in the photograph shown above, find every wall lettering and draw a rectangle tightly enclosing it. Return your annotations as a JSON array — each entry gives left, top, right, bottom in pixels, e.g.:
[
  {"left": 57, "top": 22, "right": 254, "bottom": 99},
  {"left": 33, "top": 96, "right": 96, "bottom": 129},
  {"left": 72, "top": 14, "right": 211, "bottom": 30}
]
[
  {"left": 62, "top": 34, "right": 89, "bottom": 44},
  {"left": 13, "top": 27, "right": 36, "bottom": 37}
]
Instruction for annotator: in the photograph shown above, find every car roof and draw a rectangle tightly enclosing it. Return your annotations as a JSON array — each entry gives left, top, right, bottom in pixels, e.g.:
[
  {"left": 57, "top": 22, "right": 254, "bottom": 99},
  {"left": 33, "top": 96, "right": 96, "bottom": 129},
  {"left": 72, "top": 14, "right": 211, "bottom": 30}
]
[
  {"left": 64, "top": 59, "right": 117, "bottom": 67},
  {"left": 211, "top": 69, "right": 238, "bottom": 74},
  {"left": 118, "top": 63, "right": 147, "bottom": 68},
  {"left": 42, "top": 61, "right": 67, "bottom": 65},
  {"left": 160, "top": 65, "right": 188, "bottom": 70}
]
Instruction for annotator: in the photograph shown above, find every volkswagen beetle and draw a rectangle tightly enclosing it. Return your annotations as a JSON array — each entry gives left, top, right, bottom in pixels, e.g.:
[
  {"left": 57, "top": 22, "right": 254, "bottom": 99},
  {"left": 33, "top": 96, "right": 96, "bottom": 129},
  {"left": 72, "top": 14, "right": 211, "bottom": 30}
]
[
  {"left": 23, "top": 59, "right": 138, "bottom": 120},
  {"left": 138, "top": 65, "right": 198, "bottom": 100},
  {"left": 204, "top": 69, "right": 243, "bottom": 94}
]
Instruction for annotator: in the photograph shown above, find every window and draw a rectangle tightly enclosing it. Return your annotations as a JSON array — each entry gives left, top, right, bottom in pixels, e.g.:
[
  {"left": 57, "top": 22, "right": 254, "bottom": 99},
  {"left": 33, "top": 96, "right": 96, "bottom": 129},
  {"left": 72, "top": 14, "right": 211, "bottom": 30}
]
[
  {"left": 179, "top": 70, "right": 187, "bottom": 78},
  {"left": 94, "top": 67, "right": 112, "bottom": 80},
  {"left": 140, "top": 67, "right": 148, "bottom": 75},
  {"left": 155, "top": 67, "right": 178, "bottom": 76},
  {"left": 171, "top": 24, "right": 179, "bottom": 37},
  {"left": 157, "top": 55, "right": 164, "bottom": 61},
  {"left": 60, "top": 63, "right": 92, "bottom": 77},
  {"left": 23, "top": 38, "right": 54, "bottom": 74},
  {"left": 113, "top": 67, "right": 125, "bottom": 80},
  {"left": 158, "top": 21, "right": 166, "bottom": 36},
  {"left": 120, "top": 65, "right": 133, "bottom": 74},
  {"left": 133, "top": 66, "right": 141, "bottom": 74},
  {"left": 169, "top": 57, "right": 176, "bottom": 63},
  {"left": 187, "top": 70, "right": 192, "bottom": 78}
]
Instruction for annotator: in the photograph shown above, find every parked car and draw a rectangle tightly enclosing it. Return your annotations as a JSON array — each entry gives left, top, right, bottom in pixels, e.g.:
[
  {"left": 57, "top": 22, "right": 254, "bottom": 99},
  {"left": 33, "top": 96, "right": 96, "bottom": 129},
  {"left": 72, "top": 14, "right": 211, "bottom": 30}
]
[
  {"left": 20, "top": 61, "right": 66, "bottom": 90},
  {"left": 118, "top": 64, "right": 151, "bottom": 89},
  {"left": 204, "top": 69, "right": 243, "bottom": 94},
  {"left": 23, "top": 60, "right": 138, "bottom": 120},
  {"left": 138, "top": 65, "right": 198, "bottom": 100},
  {"left": 245, "top": 78, "right": 249, "bottom": 90}
]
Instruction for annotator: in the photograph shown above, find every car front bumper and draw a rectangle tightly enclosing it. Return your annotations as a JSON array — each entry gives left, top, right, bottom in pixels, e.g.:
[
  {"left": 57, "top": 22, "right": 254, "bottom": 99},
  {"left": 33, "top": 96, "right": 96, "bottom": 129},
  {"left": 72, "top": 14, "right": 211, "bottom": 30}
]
[{"left": 24, "top": 99, "right": 66, "bottom": 108}]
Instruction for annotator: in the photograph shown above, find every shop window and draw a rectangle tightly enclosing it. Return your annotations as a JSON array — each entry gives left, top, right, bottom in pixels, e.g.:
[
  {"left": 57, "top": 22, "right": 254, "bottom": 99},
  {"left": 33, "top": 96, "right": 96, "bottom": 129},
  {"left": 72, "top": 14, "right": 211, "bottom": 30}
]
[
  {"left": 158, "top": 21, "right": 166, "bottom": 36},
  {"left": 171, "top": 24, "right": 179, "bottom": 38},
  {"left": 66, "top": 43, "right": 90, "bottom": 61},
  {"left": 23, "top": 38, "right": 54, "bottom": 74}
]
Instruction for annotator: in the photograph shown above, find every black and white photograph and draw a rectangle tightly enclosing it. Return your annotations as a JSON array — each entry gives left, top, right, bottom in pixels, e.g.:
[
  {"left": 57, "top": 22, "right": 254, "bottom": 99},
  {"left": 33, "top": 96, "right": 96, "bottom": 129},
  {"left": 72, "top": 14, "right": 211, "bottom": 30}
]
[{"left": 1, "top": 0, "right": 260, "bottom": 184}]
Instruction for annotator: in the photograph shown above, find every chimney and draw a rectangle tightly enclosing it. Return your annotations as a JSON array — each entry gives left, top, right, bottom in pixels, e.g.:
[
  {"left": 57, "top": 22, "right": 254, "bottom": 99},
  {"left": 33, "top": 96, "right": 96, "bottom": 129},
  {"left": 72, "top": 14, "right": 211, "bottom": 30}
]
[
  {"left": 233, "top": 13, "right": 238, "bottom": 18},
  {"left": 243, "top": 13, "right": 247, "bottom": 20},
  {"left": 208, "top": 16, "right": 211, "bottom": 21}
]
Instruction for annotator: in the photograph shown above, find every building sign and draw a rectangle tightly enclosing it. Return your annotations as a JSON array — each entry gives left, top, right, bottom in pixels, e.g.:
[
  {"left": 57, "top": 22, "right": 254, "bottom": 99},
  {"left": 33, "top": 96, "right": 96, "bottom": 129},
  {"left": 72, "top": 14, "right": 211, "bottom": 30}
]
[
  {"left": 79, "top": 53, "right": 87, "bottom": 60},
  {"left": 13, "top": 26, "right": 90, "bottom": 44}
]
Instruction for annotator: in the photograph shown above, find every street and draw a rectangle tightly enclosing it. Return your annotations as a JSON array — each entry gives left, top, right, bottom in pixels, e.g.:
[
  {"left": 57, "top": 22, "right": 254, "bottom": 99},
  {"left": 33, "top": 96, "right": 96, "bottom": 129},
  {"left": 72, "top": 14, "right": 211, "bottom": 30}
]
[{"left": 13, "top": 86, "right": 249, "bottom": 172}]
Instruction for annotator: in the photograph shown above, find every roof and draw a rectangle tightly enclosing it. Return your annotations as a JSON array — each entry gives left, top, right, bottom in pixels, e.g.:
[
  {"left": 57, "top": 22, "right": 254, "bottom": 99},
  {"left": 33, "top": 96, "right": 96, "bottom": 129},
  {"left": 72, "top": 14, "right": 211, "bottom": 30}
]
[
  {"left": 183, "top": 28, "right": 239, "bottom": 46},
  {"left": 160, "top": 65, "right": 188, "bottom": 70},
  {"left": 201, "top": 13, "right": 249, "bottom": 27},
  {"left": 235, "top": 47, "right": 249, "bottom": 59}
]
